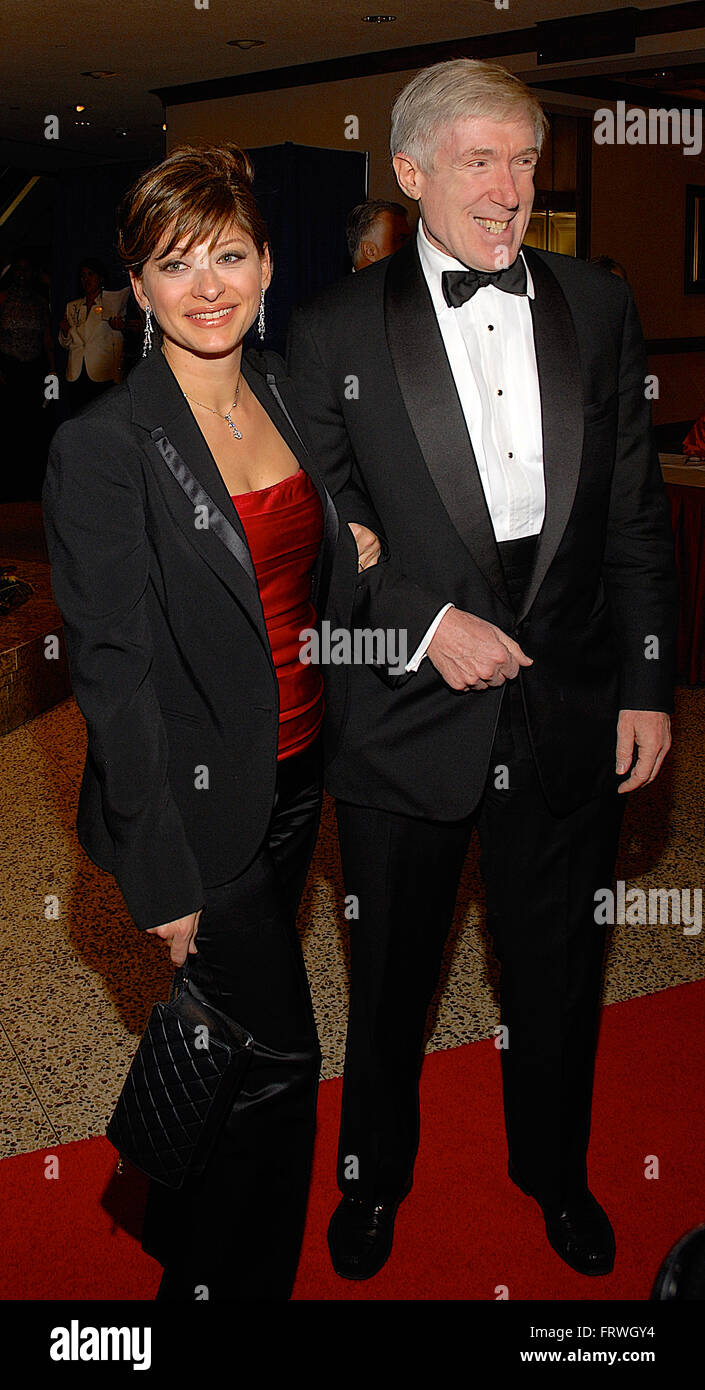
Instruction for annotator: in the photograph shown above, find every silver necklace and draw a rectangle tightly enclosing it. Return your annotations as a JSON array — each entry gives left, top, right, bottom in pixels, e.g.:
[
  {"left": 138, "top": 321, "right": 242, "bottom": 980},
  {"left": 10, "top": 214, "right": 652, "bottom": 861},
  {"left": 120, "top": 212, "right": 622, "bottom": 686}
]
[{"left": 183, "top": 377, "right": 242, "bottom": 438}]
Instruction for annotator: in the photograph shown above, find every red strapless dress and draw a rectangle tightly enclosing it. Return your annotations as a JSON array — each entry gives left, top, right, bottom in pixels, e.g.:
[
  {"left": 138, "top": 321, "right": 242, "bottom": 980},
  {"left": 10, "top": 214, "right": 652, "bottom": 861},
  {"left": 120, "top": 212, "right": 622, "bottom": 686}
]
[{"left": 232, "top": 468, "right": 324, "bottom": 761}]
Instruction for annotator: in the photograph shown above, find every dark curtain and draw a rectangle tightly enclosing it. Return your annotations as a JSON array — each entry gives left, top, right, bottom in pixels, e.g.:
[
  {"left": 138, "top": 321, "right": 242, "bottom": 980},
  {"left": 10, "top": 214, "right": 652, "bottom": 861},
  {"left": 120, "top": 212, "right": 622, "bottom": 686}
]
[
  {"left": 51, "top": 159, "right": 144, "bottom": 321},
  {"left": 244, "top": 142, "right": 368, "bottom": 356}
]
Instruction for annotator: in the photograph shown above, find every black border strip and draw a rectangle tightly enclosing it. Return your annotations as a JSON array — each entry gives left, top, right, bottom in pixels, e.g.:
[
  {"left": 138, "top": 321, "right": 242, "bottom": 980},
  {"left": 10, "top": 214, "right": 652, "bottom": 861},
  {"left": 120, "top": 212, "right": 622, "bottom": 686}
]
[
  {"left": 537, "top": 75, "right": 705, "bottom": 111},
  {"left": 151, "top": 29, "right": 536, "bottom": 107},
  {"left": 152, "top": 3, "right": 705, "bottom": 108}
]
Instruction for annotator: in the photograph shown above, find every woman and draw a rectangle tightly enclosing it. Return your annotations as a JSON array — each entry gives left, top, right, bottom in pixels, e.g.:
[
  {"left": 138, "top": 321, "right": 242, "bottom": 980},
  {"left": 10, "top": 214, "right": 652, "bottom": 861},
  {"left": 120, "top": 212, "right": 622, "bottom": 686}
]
[
  {"left": 58, "top": 257, "right": 129, "bottom": 412},
  {"left": 42, "top": 142, "right": 378, "bottom": 1300}
]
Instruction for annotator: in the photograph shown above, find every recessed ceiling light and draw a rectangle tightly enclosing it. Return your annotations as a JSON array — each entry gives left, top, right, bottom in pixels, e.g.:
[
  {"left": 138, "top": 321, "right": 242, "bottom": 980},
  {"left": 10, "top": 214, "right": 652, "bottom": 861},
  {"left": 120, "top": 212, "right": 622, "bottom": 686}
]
[
  {"left": 81, "top": 70, "right": 118, "bottom": 79},
  {"left": 362, "top": 14, "right": 397, "bottom": 21},
  {"left": 227, "top": 39, "right": 265, "bottom": 49}
]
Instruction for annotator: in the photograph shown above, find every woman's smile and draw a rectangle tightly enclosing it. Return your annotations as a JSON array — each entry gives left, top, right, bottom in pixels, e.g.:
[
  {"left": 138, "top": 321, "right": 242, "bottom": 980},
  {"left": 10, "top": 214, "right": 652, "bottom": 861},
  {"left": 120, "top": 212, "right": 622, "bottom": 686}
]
[{"left": 183, "top": 304, "right": 238, "bottom": 326}]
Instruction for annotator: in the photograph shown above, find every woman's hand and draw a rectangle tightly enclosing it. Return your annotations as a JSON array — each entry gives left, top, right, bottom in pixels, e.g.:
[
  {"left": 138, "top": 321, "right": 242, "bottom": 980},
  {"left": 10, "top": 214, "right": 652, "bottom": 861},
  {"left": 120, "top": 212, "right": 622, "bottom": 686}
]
[
  {"left": 59, "top": 315, "right": 70, "bottom": 336},
  {"left": 349, "top": 522, "right": 382, "bottom": 572},
  {"left": 146, "top": 908, "right": 202, "bottom": 965}
]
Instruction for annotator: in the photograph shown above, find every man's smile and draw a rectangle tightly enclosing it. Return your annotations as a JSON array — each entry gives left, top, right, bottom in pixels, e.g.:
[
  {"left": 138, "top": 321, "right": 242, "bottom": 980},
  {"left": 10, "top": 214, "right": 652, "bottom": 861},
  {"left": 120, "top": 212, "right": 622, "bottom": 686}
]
[{"left": 474, "top": 216, "right": 515, "bottom": 234}]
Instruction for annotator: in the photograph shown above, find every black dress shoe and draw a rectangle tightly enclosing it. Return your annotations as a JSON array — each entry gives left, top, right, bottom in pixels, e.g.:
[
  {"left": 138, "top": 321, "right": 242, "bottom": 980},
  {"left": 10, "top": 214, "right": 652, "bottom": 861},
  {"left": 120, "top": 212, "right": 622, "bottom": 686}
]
[
  {"left": 509, "top": 1166, "right": 615, "bottom": 1276},
  {"left": 327, "top": 1184, "right": 411, "bottom": 1281}
]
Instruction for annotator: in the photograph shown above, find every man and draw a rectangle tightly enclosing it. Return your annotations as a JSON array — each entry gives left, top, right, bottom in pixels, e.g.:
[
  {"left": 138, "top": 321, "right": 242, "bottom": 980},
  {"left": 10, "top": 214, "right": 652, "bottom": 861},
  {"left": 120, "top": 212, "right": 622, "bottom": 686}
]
[
  {"left": 589, "top": 254, "right": 628, "bottom": 280},
  {"left": 288, "top": 59, "right": 677, "bottom": 1282},
  {"left": 58, "top": 260, "right": 129, "bottom": 413},
  {"left": 345, "top": 199, "right": 411, "bottom": 270}
]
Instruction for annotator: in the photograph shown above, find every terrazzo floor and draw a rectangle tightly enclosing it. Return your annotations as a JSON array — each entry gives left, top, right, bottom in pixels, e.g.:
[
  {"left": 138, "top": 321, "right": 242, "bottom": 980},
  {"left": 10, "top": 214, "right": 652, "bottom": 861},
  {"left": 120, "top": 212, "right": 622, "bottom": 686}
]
[{"left": 0, "top": 686, "right": 703, "bottom": 1160}]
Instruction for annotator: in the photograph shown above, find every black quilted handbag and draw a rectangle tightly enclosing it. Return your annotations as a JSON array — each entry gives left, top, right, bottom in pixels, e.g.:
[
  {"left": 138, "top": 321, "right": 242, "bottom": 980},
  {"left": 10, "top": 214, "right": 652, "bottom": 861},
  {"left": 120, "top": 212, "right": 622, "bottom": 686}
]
[{"left": 107, "top": 966, "right": 255, "bottom": 1188}]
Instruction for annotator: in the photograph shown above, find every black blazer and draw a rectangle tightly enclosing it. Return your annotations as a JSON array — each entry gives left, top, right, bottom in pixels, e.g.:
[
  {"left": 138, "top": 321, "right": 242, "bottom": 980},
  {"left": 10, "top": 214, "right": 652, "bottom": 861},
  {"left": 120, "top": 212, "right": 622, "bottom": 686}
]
[
  {"left": 42, "top": 345, "right": 354, "bottom": 931},
  {"left": 287, "top": 238, "right": 678, "bottom": 819}
]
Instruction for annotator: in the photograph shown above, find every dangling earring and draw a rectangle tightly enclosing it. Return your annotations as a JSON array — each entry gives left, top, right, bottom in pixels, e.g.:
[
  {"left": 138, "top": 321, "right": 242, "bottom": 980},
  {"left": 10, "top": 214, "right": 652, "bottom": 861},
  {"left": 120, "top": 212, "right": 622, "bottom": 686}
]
[
  {"left": 257, "top": 288, "right": 265, "bottom": 343},
  {"left": 142, "top": 305, "right": 153, "bottom": 357}
]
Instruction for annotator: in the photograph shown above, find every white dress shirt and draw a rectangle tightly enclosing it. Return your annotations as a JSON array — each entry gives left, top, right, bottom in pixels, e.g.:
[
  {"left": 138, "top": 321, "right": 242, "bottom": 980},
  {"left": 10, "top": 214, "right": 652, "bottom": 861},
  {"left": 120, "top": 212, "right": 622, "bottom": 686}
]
[{"left": 405, "top": 220, "right": 545, "bottom": 671}]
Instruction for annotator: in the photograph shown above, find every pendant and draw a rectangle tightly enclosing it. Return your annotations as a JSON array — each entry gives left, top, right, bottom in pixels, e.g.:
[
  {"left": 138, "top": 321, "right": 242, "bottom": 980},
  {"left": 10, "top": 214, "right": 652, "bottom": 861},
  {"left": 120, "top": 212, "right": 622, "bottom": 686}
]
[{"left": 224, "top": 412, "right": 242, "bottom": 440}]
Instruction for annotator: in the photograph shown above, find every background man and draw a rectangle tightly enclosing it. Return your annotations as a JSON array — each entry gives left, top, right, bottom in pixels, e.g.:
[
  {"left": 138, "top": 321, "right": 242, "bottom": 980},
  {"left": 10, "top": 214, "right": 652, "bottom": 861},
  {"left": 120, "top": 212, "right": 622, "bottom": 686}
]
[
  {"left": 288, "top": 59, "right": 677, "bottom": 1284},
  {"left": 345, "top": 198, "right": 411, "bottom": 270}
]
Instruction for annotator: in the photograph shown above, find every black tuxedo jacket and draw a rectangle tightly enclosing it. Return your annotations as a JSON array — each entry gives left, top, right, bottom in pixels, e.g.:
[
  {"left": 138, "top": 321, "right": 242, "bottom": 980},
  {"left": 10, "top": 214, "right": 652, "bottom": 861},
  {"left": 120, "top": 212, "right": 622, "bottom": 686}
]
[
  {"left": 287, "top": 238, "right": 678, "bottom": 819},
  {"left": 42, "top": 345, "right": 355, "bottom": 930}
]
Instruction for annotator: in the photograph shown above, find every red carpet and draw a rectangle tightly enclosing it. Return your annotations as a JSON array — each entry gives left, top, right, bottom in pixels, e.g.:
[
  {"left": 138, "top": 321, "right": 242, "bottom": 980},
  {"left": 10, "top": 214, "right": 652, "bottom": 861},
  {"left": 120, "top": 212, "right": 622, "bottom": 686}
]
[{"left": 1, "top": 981, "right": 703, "bottom": 1300}]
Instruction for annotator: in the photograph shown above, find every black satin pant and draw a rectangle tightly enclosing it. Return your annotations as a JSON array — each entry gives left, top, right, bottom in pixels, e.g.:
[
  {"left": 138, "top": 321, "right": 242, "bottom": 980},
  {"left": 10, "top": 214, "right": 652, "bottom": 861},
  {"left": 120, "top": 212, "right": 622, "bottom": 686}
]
[{"left": 141, "top": 738, "right": 323, "bottom": 1301}]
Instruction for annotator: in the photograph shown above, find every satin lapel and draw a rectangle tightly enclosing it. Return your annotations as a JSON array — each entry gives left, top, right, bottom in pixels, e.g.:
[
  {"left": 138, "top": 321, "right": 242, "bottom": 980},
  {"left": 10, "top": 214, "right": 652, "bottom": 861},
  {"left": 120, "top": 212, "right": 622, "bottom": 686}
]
[
  {"left": 384, "top": 240, "right": 511, "bottom": 608},
  {"left": 520, "top": 249, "right": 584, "bottom": 619},
  {"left": 148, "top": 427, "right": 256, "bottom": 584},
  {"left": 243, "top": 352, "right": 339, "bottom": 614},
  {"left": 129, "top": 347, "right": 268, "bottom": 645}
]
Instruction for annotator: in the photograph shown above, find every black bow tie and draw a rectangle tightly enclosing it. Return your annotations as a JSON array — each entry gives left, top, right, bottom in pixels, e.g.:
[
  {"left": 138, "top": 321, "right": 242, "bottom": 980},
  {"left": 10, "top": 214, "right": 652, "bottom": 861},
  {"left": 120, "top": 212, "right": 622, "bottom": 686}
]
[{"left": 442, "top": 257, "right": 527, "bottom": 308}]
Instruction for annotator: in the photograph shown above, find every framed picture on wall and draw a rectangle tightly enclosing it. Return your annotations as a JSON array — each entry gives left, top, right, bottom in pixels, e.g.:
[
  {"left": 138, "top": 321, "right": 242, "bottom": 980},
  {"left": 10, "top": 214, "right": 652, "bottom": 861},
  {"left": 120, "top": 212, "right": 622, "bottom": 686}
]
[{"left": 685, "top": 185, "right": 705, "bottom": 294}]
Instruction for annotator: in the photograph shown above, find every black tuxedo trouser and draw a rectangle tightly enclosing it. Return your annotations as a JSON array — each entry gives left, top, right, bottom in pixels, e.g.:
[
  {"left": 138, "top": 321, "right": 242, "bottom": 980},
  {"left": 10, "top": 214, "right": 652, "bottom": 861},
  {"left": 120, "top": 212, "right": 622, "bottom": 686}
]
[
  {"left": 141, "top": 739, "right": 323, "bottom": 1301},
  {"left": 334, "top": 684, "right": 624, "bottom": 1212}
]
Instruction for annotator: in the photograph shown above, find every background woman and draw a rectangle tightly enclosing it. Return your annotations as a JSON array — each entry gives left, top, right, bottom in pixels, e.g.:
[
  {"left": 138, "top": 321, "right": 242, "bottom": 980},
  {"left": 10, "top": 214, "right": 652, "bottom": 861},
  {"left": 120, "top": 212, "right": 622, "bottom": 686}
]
[
  {"left": 42, "top": 143, "right": 378, "bottom": 1300},
  {"left": 58, "top": 256, "right": 128, "bottom": 412}
]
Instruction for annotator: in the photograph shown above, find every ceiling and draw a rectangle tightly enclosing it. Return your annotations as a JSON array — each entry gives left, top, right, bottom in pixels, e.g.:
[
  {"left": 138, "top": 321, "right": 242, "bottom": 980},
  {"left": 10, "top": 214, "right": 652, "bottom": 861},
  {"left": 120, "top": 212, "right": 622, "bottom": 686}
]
[{"left": 1, "top": 0, "right": 704, "bottom": 170}]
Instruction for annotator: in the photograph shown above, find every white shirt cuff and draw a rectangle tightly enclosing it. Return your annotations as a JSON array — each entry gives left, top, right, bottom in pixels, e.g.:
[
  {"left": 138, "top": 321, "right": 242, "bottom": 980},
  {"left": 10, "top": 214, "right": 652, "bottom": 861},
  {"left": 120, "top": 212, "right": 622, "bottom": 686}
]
[{"left": 405, "top": 603, "right": 454, "bottom": 672}]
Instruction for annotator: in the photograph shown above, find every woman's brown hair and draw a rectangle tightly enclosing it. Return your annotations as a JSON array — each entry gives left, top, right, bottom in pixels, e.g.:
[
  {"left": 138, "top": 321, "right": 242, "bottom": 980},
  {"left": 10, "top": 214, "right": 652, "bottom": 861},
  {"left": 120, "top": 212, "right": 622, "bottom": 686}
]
[{"left": 117, "top": 142, "right": 269, "bottom": 277}]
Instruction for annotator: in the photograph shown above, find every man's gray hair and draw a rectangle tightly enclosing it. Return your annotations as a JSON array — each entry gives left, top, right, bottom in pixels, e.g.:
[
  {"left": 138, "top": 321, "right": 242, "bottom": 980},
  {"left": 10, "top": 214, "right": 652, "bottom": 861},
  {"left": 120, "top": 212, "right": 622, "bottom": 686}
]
[
  {"left": 390, "top": 59, "right": 549, "bottom": 171},
  {"left": 345, "top": 199, "right": 409, "bottom": 261}
]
